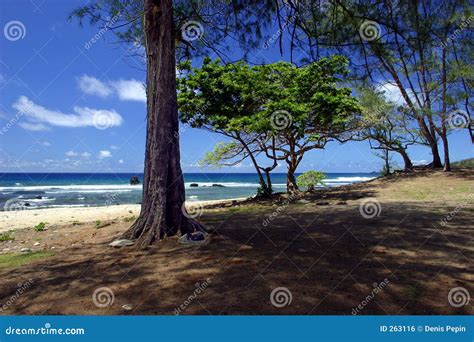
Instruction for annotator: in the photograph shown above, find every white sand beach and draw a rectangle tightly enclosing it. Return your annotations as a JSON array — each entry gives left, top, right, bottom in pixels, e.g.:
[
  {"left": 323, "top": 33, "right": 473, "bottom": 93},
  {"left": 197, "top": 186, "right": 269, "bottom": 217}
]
[{"left": 0, "top": 198, "right": 246, "bottom": 232}]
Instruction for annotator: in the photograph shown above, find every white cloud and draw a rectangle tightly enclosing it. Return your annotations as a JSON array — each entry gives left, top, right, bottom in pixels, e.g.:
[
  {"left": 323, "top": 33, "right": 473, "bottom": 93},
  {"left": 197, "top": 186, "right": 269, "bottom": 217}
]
[
  {"left": 19, "top": 122, "right": 50, "bottom": 131},
  {"left": 110, "top": 79, "right": 146, "bottom": 102},
  {"left": 119, "top": 159, "right": 124, "bottom": 164},
  {"left": 377, "top": 82, "right": 416, "bottom": 107},
  {"left": 110, "top": 145, "right": 118, "bottom": 150},
  {"left": 12, "top": 96, "right": 123, "bottom": 130},
  {"left": 66, "top": 150, "right": 78, "bottom": 157},
  {"left": 78, "top": 75, "right": 113, "bottom": 98},
  {"left": 77, "top": 75, "right": 146, "bottom": 103},
  {"left": 81, "top": 152, "right": 91, "bottom": 158},
  {"left": 41, "top": 141, "right": 51, "bottom": 147},
  {"left": 98, "top": 150, "right": 112, "bottom": 159}
]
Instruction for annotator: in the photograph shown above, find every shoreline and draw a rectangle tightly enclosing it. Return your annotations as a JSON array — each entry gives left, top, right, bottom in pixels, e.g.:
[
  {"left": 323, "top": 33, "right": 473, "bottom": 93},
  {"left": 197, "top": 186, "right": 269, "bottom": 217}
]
[{"left": 0, "top": 198, "right": 247, "bottom": 232}]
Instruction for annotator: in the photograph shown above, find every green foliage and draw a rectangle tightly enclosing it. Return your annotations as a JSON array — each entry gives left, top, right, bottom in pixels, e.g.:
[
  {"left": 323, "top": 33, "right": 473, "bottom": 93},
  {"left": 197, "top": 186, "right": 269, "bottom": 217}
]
[
  {"left": 177, "top": 56, "right": 361, "bottom": 137},
  {"left": 0, "top": 251, "right": 54, "bottom": 269},
  {"left": 95, "top": 220, "right": 101, "bottom": 227},
  {"left": 199, "top": 142, "right": 242, "bottom": 168},
  {"left": 34, "top": 222, "right": 46, "bottom": 232},
  {"left": 297, "top": 171, "right": 326, "bottom": 191},
  {"left": 451, "top": 158, "right": 474, "bottom": 168},
  {"left": 0, "top": 233, "right": 14, "bottom": 241},
  {"left": 123, "top": 215, "right": 136, "bottom": 223}
]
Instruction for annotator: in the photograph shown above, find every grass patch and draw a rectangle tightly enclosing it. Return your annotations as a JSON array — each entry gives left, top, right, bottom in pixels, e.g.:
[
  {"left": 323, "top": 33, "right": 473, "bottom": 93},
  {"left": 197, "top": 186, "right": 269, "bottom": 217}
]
[
  {"left": 0, "top": 251, "right": 54, "bottom": 269},
  {"left": 34, "top": 222, "right": 47, "bottom": 232},
  {"left": 72, "top": 220, "right": 84, "bottom": 226},
  {"left": 123, "top": 215, "right": 136, "bottom": 223},
  {"left": 0, "top": 233, "right": 14, "bottom": 241}
]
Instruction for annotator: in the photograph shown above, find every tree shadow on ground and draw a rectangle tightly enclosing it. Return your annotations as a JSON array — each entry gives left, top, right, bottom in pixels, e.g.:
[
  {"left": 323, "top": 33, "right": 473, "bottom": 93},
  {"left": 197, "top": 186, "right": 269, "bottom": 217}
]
[{"left": 0, "top": 197, "right": 472, "bottom": 315}]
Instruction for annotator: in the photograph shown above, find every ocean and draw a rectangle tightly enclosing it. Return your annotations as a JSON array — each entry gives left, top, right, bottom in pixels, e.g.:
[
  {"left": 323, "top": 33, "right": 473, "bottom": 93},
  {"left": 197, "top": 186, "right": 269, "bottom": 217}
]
[{"left": 0, "top": 172, "right": 378, "bottom": 211}]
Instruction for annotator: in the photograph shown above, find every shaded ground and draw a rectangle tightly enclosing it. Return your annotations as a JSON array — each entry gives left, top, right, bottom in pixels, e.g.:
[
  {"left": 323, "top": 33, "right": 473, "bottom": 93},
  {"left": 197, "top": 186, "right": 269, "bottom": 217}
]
[{"left": 0, "top": 169, "right": 472, "bottom": 315}]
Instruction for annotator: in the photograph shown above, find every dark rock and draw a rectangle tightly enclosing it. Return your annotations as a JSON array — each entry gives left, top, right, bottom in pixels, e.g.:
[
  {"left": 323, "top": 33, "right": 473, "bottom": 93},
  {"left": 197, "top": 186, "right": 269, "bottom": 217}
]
[
  {"left": 316, "top": 201, "right": 330, "bottom": 206},
  {"left": 212, "top": 184, "right": 225, "bottom": 187},
  {"left": 130, "top": 176, "right": 140, "bottom": 185},
  {"left": 35, "top": 195, "right": 43, "bottom": 200},
  {"left": 24, "top": 202, "right": 30, "bottom": 207},
  {"left": 190, "top": 183, "right": 199, "bottom": 187}
]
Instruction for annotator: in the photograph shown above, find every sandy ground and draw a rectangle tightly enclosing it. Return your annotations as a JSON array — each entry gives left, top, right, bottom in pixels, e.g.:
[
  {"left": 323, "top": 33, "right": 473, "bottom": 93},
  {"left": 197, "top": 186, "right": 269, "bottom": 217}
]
[
  {"left": 0, "top": 198, "right": 246, "bottom": 232},
  {"left": 0, "top": 169, "right": 472, "bottom": 315}
]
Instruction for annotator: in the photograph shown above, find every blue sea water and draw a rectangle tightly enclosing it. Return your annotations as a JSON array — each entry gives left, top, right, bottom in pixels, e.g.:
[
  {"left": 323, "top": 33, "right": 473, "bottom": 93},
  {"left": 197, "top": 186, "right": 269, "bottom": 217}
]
[{"left": 0, "top": 172, "right": 378, "bottom": 211}]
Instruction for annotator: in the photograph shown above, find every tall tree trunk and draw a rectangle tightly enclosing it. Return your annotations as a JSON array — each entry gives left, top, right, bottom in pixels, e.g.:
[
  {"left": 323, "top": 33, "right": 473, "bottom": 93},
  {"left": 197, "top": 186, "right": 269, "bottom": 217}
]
[
  {"left": 384, "top": 148, "right": 390, "bottom": 175},
  {"left": 441, "top": 129, "right": 451, "bottom": 172},
  {"left": 123, "top": 0, "right": 204, "bottom": 247}
]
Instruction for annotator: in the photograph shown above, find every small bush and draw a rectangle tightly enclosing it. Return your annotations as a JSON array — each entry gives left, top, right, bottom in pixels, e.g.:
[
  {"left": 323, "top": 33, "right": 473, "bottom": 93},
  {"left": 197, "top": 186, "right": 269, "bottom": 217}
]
[
  {"left": 95, "top": 220, "right": 101, "bottom": 227},
  {"left": 0, "top": 233, "right": 14, "bottom": 241},
  {"left": 297, "top": 171, "right": 326, "bottom": 191},
  {"left": 34, "top": 222, "right": 46, "bottom": 232}
]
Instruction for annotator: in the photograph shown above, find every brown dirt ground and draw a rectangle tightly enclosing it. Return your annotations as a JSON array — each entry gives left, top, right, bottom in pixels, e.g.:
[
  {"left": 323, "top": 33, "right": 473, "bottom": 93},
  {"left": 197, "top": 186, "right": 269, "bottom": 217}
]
[{"left": 0, "top": 169, "right": 472, "bottom": 315}]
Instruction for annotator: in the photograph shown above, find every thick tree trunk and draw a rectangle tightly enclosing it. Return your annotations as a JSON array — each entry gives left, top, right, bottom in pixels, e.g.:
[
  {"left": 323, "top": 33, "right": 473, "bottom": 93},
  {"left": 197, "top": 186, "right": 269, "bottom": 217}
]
[
  {"left": 286, "top": 162, "right": 298, "bottom": 193},
  {"left": 397, "top": 148, "right": 413, "bottom": 171},
  {"left": 123, "top": 0, "right": 204, "bottom": 248}
]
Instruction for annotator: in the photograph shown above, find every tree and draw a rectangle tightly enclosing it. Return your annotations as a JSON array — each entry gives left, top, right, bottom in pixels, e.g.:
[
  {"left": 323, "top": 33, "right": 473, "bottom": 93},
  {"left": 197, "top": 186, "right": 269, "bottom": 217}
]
[
  {"left": 297, "top": 171, "right": 326, "bottom": 192},
  {"left": 357, "top": 86, "right": 421, "bottom": 171},
  {"left": 281, "top": 0, "right": 473, "bottom": 171},
  {"left": 178, "top": 56, "right": 361, "bottom": 193},
  {"left": 71, "top": 0, "right": 278, "bottom": 247}
]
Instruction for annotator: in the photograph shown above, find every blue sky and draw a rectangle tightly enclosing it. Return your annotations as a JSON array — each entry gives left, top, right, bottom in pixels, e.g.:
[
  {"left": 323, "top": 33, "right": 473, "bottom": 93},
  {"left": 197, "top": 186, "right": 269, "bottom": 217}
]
[{"left": 0, "top": 0, "right": 471, "bottom": 174}]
